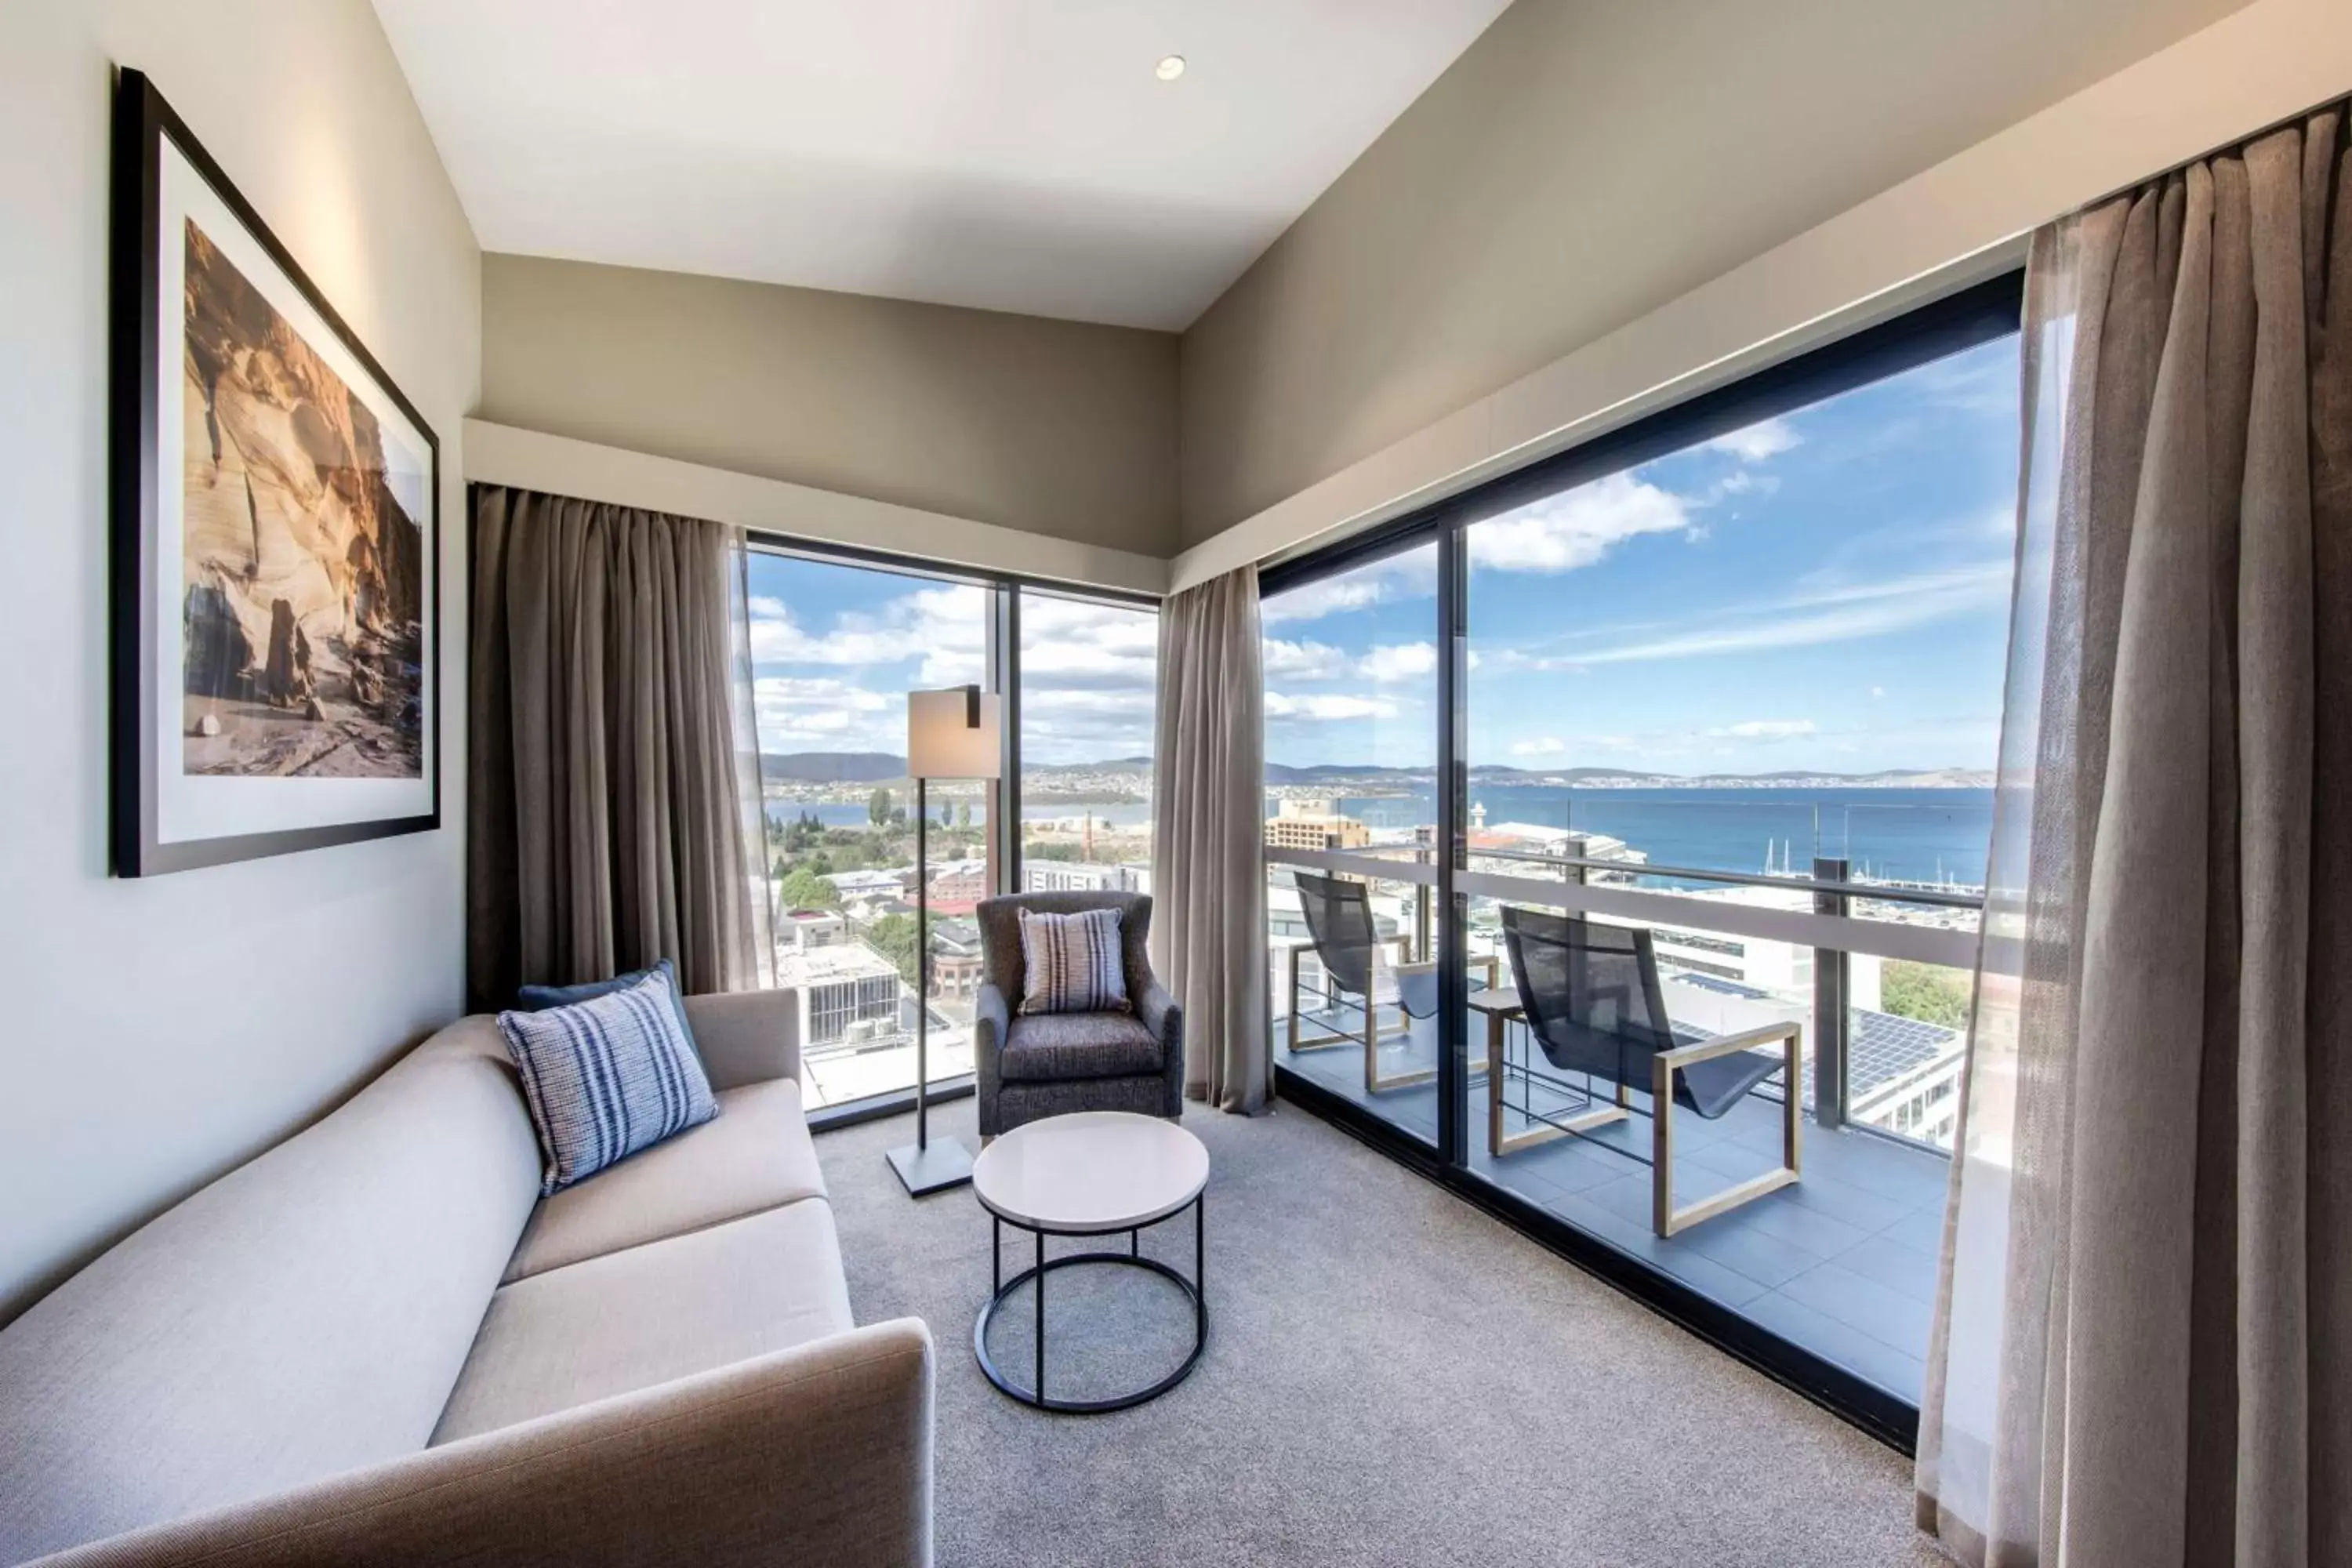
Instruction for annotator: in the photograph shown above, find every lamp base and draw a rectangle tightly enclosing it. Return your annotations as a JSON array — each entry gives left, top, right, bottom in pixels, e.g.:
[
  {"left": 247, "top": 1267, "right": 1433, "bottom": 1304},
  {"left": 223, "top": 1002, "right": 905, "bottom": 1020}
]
[{"left": 886, "top": 1136, "right": 975, "bottom": 1196}]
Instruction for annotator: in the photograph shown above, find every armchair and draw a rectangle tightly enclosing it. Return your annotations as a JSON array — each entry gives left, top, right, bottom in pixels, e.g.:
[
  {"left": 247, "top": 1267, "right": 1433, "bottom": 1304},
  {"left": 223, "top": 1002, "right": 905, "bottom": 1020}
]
[{"left": 974, "top": 891, "right": 1185, "bottom": 1138}]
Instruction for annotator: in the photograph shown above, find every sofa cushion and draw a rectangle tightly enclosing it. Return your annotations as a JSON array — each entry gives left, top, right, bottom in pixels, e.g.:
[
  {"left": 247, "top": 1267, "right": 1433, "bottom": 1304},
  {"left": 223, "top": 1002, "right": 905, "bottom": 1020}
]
[
  {"left": 498, "top": 967, "right": 718, "bottom": 1195},
  {"left": 1000, "top": 1010, "right": 1164, "bottom": 1082},
  {"left": 502, "top": 1076, "right": 826, "bottom": 1283},
  {"left": 0, "top": 1018, "right": 543, "bottom": 1565},
  {"left": 432, "top": 1199, "right": 854, "bottom": 1444}
]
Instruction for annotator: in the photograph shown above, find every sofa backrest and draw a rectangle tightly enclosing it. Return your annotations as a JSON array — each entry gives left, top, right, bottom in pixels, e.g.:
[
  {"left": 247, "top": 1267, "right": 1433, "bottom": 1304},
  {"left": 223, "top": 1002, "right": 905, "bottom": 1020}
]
[
  {"left": 976, "top": 891, "right": 1153, "bottom": 1001},
  {"left": 0, "top": 1017, "right": 543, "bottom": 1563}
]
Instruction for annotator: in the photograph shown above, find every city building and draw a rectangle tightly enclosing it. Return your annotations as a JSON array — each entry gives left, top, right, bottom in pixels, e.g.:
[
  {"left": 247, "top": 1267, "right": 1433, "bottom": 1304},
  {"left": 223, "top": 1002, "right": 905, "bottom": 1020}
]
[
  {"left": 1022, "top": 859, "right": 1151, "bottom": 895},
  {"left": 822, "top": 868, "right": 907, "bottom": 902},
  {"left": 771, "top": 941, "right": 903, "bottom": 1049},
  {"left": 777, "top": 908, "right": 845, "bottom": 951},
  {"left": 1263, "top": 796, "right": 1371, "bottom": 853}
]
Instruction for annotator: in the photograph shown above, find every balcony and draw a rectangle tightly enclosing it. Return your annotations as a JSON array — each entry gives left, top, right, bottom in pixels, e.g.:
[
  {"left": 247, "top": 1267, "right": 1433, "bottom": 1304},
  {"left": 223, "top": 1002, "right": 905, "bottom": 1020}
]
[{"left": 1269, "top": 838, "right": 1975, "bottom": 1407}]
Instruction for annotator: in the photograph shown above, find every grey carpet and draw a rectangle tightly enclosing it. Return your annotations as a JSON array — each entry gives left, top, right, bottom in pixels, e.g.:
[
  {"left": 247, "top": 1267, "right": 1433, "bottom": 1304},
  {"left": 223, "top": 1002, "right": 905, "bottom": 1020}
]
[{"left": 819, "top": 1097, "right": 1944, "bottom": 1568}]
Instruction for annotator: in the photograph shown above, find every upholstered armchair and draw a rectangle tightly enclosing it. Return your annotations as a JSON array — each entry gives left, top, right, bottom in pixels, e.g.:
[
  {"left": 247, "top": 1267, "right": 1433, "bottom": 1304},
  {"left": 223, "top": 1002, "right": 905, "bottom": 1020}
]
[{"left": 974, "top": 891, "right": 1185, "bottom": 1138}]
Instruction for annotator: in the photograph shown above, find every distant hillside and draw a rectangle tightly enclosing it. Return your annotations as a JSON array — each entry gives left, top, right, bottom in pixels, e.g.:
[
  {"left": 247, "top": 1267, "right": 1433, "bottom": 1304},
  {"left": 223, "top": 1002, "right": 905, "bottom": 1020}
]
[
  {"left": 761, "top": 751, "right": 906, "bottom": 783},
  {"left": 1028, "top": 757, "right": 1151, "bottom": 775},
  {"left": 1268, "top": 763, "right": 1994, "bottom": 789},
  {"left": 1264, "top": 762, "right": 1428, "bottom": 784}
]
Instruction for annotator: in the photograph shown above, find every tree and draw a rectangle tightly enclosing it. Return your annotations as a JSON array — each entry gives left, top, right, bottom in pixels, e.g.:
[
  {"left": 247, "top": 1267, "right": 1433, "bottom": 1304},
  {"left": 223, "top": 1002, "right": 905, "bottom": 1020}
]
[
  {"left": 940, "top": 798, "right": 955, "bottom": 829},
  {"left": 867, "top": 912, "right": 927, "bottom": 987},
  {"left": 1879, "top": 960, "right": 1972, "bottom": 1030},
  {"left": 776, "top": 866, "right": 839, "bottom": 911},
  {"left": 956, "top": 800, "right": 971, "bottom": 829},
  {"left": 867, "top": 786, "right": 893, "bottom": 827}
]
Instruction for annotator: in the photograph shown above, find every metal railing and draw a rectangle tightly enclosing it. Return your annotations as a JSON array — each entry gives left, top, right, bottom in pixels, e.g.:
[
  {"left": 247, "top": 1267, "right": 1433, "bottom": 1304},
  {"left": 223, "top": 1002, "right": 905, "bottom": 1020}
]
[{"left": 1265, "top": 839, "right": 1984, "bottom": 1149}]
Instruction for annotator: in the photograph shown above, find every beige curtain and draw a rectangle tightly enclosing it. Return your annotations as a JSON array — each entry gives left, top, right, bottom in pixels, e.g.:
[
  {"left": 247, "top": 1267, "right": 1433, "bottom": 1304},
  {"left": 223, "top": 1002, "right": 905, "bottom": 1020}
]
[
  {"left": 467, "top": 485, "right": 771, "bottom": 1011},
  {"left": 1917, "top": 103, "right": 2351, "bottom": 1567},
  {"left": 1150, "top": 564, "right": 1270, "bottom": 1112}
]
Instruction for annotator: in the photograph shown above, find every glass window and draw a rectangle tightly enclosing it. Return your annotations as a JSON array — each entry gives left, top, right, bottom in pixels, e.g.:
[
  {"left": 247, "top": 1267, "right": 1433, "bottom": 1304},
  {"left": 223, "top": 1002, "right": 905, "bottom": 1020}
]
[
  {"left": 1016, "top": 590, "right": 1158, "bottom": 898},
  {"left": 745, "top": 550, "right": 993, "bottom": 1110}
]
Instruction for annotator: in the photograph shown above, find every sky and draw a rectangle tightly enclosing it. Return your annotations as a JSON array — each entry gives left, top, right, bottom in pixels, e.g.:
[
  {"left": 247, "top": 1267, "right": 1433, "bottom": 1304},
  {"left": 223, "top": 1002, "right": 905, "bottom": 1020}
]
[
  {"left": 746, "top": 562, "right": 1156, "bottom": 767},
  {"left": 746, "top": 332, "right": 2021, "bottom": 779},
  {"left": 1263, "top": 334, "right": 2024, "bottom": 776}
]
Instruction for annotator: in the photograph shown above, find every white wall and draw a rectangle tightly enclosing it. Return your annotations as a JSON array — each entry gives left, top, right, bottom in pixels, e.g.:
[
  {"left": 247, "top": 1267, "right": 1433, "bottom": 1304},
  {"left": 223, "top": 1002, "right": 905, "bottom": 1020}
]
[{"left": 0, "top": 2, "right": 479, "bottom": 1324}]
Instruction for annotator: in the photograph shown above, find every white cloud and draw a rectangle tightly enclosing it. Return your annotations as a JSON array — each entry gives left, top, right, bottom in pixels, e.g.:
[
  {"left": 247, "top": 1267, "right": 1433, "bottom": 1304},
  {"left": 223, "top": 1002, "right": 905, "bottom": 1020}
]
[
  {"left": 1261, "top": 637, "right": 1352, "bottom": 681},
  {"left": 753, "top": 674, "right": 902, "bottom": 753},
  {"left": 749, "top": 582, "right": 986, "bottom": 685},
  {"left": 1560, "top": 563, "right": 2011, "bottom": 666},
  {"left": 1362, "top": 641, "right": 1436, "bottom": 683},
  {"left": 1711, "top": 719, "right": 1817, "bottom": 739},
  {"left": 1704, "top": 418, "right": 1801, "bottom": 463},
  {"left": 749, "top": 580, "right": 1162, "bottom": 763},
  {"left": 1871, "top": 684, "right": 1887, "bottom": 699},
  {"left": 1468, "top": 472, "right": 1692, "bottom": 574},
  {"left": 1509, "top": 736, "right": 1566, "bottom": 757},
  {"left": 1265, "top": 691, "right": 1399, "bottom": 721},
  {"left": 1260, "top": 574, "right": 1385, "bottom": 625},
  {"left": 1260, "top": 551, "right": 1436, "bottom": 625}
]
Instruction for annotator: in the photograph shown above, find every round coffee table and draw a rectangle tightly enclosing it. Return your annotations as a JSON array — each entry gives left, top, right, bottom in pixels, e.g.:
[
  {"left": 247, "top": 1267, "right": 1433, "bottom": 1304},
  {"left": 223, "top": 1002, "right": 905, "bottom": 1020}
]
[{"left": 971, "top": 1110, "right": 1209, "bottom": 1413}]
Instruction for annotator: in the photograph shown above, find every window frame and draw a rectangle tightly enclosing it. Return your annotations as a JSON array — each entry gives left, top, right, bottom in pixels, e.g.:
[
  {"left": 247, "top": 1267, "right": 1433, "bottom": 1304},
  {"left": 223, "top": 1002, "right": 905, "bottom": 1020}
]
[
  {"left": 741, "top": 530, "right": 1160, "bottom": 1134},
  {"left": 1256, "top": 268, "right": 2026, "bottom": 1454}
]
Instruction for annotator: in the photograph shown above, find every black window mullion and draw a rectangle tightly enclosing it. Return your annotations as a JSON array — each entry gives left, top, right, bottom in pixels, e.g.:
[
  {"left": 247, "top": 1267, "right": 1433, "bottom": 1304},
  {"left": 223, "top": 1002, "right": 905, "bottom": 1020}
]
[{"left": 1436, "top": 518, "right": 1470, "bottom": 1167}]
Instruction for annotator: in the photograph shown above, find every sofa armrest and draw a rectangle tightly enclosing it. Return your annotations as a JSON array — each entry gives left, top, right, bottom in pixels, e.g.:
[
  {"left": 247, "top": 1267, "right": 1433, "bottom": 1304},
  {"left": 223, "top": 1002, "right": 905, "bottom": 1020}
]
[
  {"left": 33, "top": 1319, "right": 935, "bottom": 1568},
  {"left": 683, "top": 989, "right": 802, "bottom": 1091}
]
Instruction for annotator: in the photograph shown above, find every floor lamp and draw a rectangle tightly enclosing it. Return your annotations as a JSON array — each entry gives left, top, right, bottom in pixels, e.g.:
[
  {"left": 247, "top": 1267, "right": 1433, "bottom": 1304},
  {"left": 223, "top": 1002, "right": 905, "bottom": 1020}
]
[{"left": 886, "top": 683, "right": 1000, "bottom": 1197}]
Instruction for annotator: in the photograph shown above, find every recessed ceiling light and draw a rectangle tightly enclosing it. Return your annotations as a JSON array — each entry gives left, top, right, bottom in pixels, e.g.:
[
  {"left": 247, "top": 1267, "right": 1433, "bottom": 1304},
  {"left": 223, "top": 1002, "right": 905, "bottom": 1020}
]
[{"left": 1156, "top": 54, "right": 1186, "bottom": 82}]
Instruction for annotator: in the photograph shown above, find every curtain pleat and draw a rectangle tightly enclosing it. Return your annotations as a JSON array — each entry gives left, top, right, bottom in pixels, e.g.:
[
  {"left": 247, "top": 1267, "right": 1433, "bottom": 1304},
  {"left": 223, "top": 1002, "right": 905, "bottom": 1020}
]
[
  {"left": 1149, "top": 565, "right": 1270, "bottom": 1113},
  {"left": 1916, "top": 102, "right": 2350, "bottom": 1568},
  {"left": 466, "top": 485, "right": 768, "bottom": 1010}
]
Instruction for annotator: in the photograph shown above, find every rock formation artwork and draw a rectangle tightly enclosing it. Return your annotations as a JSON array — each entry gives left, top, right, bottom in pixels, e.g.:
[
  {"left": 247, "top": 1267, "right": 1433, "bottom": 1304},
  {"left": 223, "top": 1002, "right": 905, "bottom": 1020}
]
[{"left": 180, "top": 220, "right": 425, "bottom": 778}]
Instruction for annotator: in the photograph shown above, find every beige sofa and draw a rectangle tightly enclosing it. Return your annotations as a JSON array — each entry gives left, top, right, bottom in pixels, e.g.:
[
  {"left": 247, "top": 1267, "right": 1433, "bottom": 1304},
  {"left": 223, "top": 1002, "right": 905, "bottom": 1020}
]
[{"left": 0, "top": 992, "right": 933, "bottom": 1567}]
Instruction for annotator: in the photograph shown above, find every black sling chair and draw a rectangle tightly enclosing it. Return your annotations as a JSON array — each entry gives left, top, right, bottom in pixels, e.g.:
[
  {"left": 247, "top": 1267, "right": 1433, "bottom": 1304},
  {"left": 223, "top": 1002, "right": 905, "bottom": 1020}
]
[
  {"left": 1283, "top": 869, "right": 1495, "bottom": 1093},
  {"left": 1489, "top": 906, "right": 1802, "bottom": 1236}
]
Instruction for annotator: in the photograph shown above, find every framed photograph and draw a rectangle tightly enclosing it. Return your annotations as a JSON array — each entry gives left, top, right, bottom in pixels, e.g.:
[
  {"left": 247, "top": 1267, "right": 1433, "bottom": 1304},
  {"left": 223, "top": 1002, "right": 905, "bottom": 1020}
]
[{"left": 111, "top": 69, "right": 440, "bottom": 876}]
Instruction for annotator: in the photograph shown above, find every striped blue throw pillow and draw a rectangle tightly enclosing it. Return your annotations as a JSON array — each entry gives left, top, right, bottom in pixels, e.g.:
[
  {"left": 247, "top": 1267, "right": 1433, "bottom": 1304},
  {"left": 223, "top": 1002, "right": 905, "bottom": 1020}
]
[
  {"left": 1016, "top": 907, "right": 1131, "bottom": 1015},
  {"left": 496, "top": 967, "right": 719, "bottom": 1195}
]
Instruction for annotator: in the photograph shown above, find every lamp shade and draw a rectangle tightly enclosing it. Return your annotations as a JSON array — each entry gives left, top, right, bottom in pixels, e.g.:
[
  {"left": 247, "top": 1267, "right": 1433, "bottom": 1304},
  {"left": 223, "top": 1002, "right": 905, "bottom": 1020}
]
[{"left": 906, "top": 686, "right": 1002, "bottom": 779}]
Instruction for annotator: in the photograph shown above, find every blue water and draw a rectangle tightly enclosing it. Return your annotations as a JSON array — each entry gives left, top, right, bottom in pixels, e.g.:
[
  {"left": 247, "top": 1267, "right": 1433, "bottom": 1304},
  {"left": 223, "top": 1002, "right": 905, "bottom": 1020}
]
[
  {"left": 771, "top": 786, "right": 1994, "bottom": 887},
  {"left": 1325, "top": 786, "right": 1994, "bottom": 888},
  {"left": 766, "top": 800, "right": 1152, "bottom": 830}
]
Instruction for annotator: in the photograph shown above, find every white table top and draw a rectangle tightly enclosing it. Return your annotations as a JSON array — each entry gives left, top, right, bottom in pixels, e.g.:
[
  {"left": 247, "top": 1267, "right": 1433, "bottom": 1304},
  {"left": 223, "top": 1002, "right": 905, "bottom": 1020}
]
[{"left": 971, "top": 1111, "right": 1210, "bottom": 1234}]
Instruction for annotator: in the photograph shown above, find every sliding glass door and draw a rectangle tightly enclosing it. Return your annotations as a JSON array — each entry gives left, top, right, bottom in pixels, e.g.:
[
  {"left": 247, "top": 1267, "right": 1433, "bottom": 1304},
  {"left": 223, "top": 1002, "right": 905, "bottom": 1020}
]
[
  {"left": 1261, "top": 274, "right": 2025, "bottom": 1439},
  {"left": 1261, "top": 540, "right": 1446, "bottom": 1149}
]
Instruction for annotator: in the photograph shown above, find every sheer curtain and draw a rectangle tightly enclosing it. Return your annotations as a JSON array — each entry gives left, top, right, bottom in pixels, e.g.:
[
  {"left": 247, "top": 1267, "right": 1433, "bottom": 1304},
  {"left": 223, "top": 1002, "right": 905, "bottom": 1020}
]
[
  {"left": 1150, "top": 564, "right": 1270, "bottom": 1112},
  {"left": 1917, "top": 102, "right": 2350, "bottom": 1567},
  {"left": 467, "top": 485, "right": 773, "bottom": 1011}
]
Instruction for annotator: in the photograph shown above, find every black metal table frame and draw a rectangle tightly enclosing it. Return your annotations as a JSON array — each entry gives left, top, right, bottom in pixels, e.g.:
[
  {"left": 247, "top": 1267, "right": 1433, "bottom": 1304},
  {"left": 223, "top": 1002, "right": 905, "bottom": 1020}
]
[{"left": 974, "top": 1192, "right": 1207, "bottom": 1414}]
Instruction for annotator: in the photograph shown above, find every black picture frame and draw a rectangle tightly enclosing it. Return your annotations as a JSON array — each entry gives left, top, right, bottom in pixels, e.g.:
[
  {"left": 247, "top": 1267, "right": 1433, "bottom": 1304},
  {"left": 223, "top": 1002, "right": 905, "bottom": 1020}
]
[{"left": 111, "top": 68, "right": 441, "bottom": 877}]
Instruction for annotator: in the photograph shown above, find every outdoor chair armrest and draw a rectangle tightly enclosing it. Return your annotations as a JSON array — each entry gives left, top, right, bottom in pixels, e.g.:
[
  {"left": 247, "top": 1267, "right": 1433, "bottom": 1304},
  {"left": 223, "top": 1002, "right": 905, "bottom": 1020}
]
[{"left": 1654, "top": 1018, "right": 1802, "bottom": 1071}]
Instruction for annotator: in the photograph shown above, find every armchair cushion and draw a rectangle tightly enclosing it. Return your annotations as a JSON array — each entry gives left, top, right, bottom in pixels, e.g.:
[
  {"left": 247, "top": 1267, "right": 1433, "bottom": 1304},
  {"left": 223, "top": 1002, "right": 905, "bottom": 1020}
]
[
  {"left": 1015, "top": 906, "right": 1131, "bottom": 1016},
  {"left": 999, "top": 1011, "right": 1164, "bottom": 1083}
]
